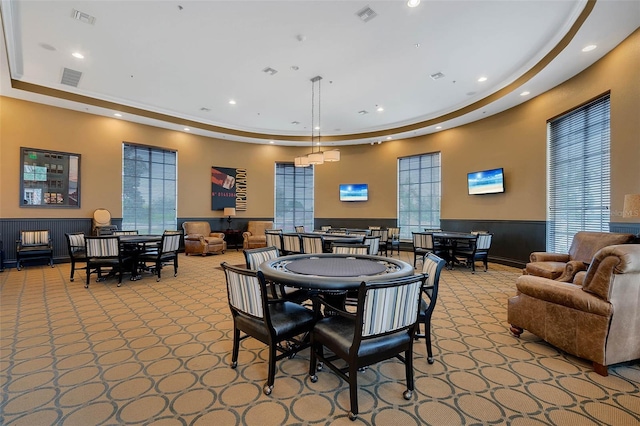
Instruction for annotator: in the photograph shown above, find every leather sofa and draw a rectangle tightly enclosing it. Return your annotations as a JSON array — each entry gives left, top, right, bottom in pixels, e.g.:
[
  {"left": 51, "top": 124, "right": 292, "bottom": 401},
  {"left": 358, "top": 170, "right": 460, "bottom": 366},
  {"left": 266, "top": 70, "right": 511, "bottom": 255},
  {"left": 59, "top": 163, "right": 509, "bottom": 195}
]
[
  {"left": 524, "top": 231, "right": 634, "bottom": 282},
  {"left": 242, "top": 221, "right": 273, "bottom": 249},
  {"left": 508, "top": 244, "right": 640, "bottom": 376},
  {"left": 182, "top": 221, "right": 226, "bottom": 256}
]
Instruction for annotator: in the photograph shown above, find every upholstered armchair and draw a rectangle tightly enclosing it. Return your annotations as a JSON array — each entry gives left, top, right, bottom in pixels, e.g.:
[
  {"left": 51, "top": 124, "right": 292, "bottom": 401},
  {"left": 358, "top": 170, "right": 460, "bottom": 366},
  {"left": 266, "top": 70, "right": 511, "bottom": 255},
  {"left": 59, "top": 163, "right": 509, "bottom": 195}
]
[
  {"left": 182, "top": 221, "right": 226, "bottom": 256},
  {"left": 242, "top": 221, "right": 273, "bottom": 249},
  {"left": 524, "top": 231, "right": 634, "bottom": 282},
  {"left": 508, "top": 244, "right": 640, "bottom": 376}
]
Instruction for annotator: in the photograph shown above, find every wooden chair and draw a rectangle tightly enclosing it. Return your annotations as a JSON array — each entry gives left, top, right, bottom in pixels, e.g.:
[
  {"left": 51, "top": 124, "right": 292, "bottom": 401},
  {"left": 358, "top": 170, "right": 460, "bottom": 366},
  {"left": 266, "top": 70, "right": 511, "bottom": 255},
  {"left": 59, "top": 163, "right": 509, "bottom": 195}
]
[
  {"left": 282, "top": 233, "right": 302, "bottom": 255},
  {"left": 415, "top": 253, "right": 446, "bottom": 364},
  {"left": 221, "top": 262, "right": 316, "bottom": 395},
  {"left": 411, "top": 232, "right": 435, "bottom": 268},
  {"left": 301, "top": 234, "right": 324, "bottom": 254},
  {"left": 84, "top": 236, "right": 133, "bottom": 288},
  {"left": 386, "top": 227, "right": 401, "bottom": 256},
  {"left": 138, "top": 232, "right": 181, "bottom": 281},
  {"left": 309, "top": 274, "right": 425, "bottom": 420},
  {"left": 65, "top": 232, "right": 87, "bottom": 282}
]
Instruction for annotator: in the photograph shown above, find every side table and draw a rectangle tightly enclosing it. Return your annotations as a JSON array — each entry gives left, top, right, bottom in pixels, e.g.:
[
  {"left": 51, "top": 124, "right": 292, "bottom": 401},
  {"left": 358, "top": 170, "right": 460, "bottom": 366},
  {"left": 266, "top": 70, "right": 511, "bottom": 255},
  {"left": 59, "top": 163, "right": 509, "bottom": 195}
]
[{"left": 220, "top": 229, "right": 242, "bottom": 251}]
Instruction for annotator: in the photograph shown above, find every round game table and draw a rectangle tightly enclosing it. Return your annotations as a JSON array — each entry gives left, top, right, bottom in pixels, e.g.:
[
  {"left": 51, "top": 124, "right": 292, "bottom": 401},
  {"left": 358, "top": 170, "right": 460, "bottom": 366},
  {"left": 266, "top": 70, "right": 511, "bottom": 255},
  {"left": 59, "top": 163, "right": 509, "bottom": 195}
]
[{"left": 258, "top": 253, "right": 414, "bottom": 291}]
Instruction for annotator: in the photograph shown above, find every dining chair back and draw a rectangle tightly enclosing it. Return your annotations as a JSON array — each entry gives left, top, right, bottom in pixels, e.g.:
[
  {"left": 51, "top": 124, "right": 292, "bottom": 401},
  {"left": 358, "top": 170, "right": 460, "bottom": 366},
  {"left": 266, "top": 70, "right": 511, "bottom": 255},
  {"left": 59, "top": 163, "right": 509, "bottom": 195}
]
[
  {"left": 113, "top": 230, "right": 139, "bottom": 235},
  {"left": 455, "top": 233, "right": 493, "bottom": 272},
  {"left": 309, "top": 273, "right": 425, "bottom": 420},
  {"left": 412, "top": 232, "right": 435, "bottom": 268},
  {"left": 139, "top": 232, "right": 181, "bottom": 281},
  {"left": 294, "top": 225, "right": 305, "bottom": 233},
  {"left": 244, "top": 246, "right": 280, "bottom": 270},
  {"left": 265, "top": 229, "right": 283, "bottom": 251},
  {"left": 363, "top": 235, "right": 381, "bottom": 255},
  {"left": 65, "top": 232, "right": 87, "bottom": 282},
  {"left": 85, "top": 236, "right": 132, "bottom": 288},
  {"left": 221, "top": 262, "right": 315, "bottom": 396},
  {"left": 331, "top": 243, "right": 369, "bottom": 255},
  {"left": 282, "top": 233, "right": 302, "bottom": 254},
  {"left": 387, "top": 227, "right": 401, "bottom": 256},
  {"left": 301, "top": 234, "right": 324, "bottom": 254},
  {"left": 415, "top": 253, "right": 446, "bottom": 363}
]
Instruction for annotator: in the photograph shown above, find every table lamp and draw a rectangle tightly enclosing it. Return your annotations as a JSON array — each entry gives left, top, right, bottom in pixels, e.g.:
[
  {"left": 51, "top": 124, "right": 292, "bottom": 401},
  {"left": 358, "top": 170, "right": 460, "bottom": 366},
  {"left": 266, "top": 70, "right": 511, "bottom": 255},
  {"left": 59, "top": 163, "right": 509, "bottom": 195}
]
[{"left": 223, "top": 207, "right": 236, "bottom": 230}]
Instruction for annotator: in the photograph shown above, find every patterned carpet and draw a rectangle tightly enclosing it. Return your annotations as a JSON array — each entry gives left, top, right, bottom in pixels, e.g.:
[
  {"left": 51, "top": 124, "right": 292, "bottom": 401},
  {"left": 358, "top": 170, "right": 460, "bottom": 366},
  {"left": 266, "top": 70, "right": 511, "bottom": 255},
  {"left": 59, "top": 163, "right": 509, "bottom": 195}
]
[{"left": 1, "top": 250, "right": 638, "bottom": 425}]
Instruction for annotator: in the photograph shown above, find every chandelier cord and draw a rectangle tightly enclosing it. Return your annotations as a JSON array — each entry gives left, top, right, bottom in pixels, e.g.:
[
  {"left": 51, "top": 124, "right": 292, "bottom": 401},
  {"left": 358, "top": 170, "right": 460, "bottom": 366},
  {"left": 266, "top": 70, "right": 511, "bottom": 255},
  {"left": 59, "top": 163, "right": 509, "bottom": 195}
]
[{"left": 311, "top": 78, "right": 315, "bottom": 154}]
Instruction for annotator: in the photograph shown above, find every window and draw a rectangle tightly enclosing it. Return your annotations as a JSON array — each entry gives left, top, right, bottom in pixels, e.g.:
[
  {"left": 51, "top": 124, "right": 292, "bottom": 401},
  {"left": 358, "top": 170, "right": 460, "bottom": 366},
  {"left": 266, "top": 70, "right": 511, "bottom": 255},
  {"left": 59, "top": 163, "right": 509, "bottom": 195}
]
[
  {"left": 547, "top": 94, "right": 610, "bottom": 252},
  {"left": 275, "top": 163, "right": 314, "bottom": 232},
  {"left": 398, "top": 152, "right": 441, "bottom": 239},
  {"left": 123, "top": 143, "right": 177, "bottom": 234}
]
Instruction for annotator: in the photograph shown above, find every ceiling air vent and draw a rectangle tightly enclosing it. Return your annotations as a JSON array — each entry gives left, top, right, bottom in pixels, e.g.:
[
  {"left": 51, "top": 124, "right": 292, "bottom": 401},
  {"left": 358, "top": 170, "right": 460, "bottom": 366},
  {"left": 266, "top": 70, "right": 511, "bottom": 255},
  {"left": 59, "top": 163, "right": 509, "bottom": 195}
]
[
  {"left": 356, "top": 6, "right": 377, "bottom": 23},
  {"left": 61, "top": 68, "right": 82, "bottom": 87},
  {"left": 200, "top": 107, "right": 211, "bottom": 112},
  {"left": 71, "top": 9, "right": 96, "bottom": 25},
  {"left": 430, "top": 72, "right": 445, "bottom": 80},
  {"left": 262, "top": 67, "right": 278, "bottom": 75}
]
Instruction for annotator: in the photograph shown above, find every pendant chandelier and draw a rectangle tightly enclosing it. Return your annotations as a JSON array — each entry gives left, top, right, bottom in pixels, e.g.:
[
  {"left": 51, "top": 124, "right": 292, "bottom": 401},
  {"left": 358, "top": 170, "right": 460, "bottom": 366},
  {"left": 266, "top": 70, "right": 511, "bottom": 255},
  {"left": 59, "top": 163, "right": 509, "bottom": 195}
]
[{"left": 294, "top": 76, "right": 340, "bottom": 167}]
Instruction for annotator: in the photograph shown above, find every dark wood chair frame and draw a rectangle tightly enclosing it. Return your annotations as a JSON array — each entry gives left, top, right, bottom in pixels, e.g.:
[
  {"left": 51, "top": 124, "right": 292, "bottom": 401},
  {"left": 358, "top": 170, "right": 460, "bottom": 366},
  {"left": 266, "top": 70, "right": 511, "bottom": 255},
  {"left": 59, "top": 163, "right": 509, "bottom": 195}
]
[
  {"left": 65, "top": 232, "right": 87, "bottom": 282},
  {"left": 16, "top": 230, "right": 54, "bottom": 271},
  {"left": 415, "top": 252, "right": 446, "bottom": 364}
]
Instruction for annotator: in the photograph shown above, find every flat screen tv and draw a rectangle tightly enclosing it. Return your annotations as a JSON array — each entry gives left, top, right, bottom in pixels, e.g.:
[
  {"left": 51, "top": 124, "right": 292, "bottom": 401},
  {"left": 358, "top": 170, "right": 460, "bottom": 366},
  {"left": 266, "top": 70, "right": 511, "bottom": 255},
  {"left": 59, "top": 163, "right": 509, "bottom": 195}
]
[
  {"left": 467, "top": 168, "right": 505, "bottom": 195},
  {"left": 339, "top": 183, "right": 368, "bottom": 202}
]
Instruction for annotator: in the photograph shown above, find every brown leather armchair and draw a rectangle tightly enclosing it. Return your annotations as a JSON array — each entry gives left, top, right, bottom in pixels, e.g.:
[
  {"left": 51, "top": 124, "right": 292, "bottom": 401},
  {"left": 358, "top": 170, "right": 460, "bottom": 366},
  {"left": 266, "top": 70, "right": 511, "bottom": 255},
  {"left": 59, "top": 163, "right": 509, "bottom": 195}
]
[
  {"left": 182, "top": 221, "right": 226, "bottom": 256},
  {"left": 508, "top": 244, "right": 640, "bottom": 376},
  {"left": 242, "top": 221, "right": 273, "bottom": 249},
  {"left": 524, "top": 231, "right": 634, "bottom": 281}
]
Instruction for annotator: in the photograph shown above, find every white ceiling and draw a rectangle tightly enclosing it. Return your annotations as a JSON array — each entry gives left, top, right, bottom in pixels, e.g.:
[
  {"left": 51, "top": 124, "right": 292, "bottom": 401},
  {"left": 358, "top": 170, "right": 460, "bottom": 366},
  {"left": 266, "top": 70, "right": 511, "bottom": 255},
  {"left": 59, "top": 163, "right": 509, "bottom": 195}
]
[{"left": 1, "top": 0, "right": 639, "bottom": 146}]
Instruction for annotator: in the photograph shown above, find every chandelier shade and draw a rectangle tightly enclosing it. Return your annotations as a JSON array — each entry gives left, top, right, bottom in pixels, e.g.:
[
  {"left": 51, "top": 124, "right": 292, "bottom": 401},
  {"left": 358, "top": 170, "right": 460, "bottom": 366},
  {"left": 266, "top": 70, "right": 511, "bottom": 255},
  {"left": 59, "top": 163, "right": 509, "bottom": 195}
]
[{"left": 294, "top": 75, "right": 339, "bottom": 167}]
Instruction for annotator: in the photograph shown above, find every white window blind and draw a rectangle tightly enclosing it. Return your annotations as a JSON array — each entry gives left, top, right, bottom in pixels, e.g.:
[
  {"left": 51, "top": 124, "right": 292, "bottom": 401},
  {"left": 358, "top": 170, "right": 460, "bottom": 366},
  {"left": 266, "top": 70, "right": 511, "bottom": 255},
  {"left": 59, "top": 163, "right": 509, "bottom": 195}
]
[
  {"left": 547, "top": 94, "right": 610, "bottom": 252},
  {"left": 122, "top": 143, "right": 177, "bottom": 234},
  {"left": 398, "top": 152, "right": 441, "bottom": 239},
  {"left": 275, "top": 163, "right": 314, "bottom": 232}
]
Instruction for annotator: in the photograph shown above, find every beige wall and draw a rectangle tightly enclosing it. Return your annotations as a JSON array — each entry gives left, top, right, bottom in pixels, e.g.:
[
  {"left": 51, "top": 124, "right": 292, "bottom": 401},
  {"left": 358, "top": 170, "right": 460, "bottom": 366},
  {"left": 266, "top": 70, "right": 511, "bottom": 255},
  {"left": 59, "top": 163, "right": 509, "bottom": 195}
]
[{"left": 1, "top": 30, "right": 638, "bottom": 224}]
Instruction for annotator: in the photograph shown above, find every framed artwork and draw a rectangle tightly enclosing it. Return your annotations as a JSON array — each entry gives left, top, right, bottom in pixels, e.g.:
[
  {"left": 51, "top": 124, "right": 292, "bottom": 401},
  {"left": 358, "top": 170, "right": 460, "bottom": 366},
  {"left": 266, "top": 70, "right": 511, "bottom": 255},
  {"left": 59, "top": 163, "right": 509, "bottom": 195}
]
[
  {"left": 20, "top": 147, "right": 81, "bottom": 208},
  {"left": 211, "top": 166, "right": 247, "bottom": 211}
]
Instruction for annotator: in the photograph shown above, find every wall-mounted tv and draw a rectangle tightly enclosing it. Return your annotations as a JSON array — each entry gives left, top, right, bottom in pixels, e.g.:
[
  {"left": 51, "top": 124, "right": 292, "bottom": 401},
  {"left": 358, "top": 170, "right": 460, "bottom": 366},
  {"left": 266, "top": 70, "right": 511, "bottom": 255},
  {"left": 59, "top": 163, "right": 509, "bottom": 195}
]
[
  {"left": 339, "top": 183, "right": 368, "bottom": 202},
  {"left": 467, "top": 168, "right": 505, "bottom": 195}
]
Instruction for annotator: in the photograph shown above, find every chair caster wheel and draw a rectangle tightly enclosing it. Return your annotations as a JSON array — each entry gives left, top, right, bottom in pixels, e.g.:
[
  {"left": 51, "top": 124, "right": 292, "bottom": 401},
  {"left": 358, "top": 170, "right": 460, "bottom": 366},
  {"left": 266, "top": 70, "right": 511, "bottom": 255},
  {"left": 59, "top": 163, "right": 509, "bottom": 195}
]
[
  {"left": 310, "top": 374, "right": 318, "bottom": 383},
  {"left": 403, "top": 390, "right": 413, "bottom": 400},
  {"left": 70, "top": 278, "right": 74, "bottom": 282},
  {"left": 231, "top": 361, "right": 237, "bottom": 368},
  {"left": 316, "top": 362, "right": 323, "bottom": 371},
  {"left": 84, "top": 284, "right": 89, "bottom": 289},
  {"left": 156, "top": 278, "right": 160, "bottom": 282},
  {"left": 117, "top": 283, "right": 121, "bottom": 287},
  {"left": 348, "top": 412, "right": 357, "bottom": 421},
  {"left": 263, "top": 384, "right": 273, "bottom": 395},
  {"left": 427, "top": 357, "right": 434, "bottom": 364}
]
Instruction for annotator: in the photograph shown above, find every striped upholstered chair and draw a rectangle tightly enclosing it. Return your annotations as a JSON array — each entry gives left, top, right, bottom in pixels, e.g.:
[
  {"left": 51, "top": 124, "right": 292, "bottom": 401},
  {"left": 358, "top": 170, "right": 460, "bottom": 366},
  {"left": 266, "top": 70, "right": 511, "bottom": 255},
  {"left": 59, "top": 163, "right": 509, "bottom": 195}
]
[
  {"left": 16, "top": 230, "right": 54, "bottom": 270},
  {"left": 221, "top": 263, "right": 315, "bottom": 396},
  {"left": 84, "top": 236, "right": 133, "bottom": 288},
  {"left": 415, "top": 253, "right": 446, "bottom": 364},
  {"left": 65, "top": 232, "right": 87, "bottom": 282},
  {"left": 309, "top": 273, "right": 425, "bottom": 421}
]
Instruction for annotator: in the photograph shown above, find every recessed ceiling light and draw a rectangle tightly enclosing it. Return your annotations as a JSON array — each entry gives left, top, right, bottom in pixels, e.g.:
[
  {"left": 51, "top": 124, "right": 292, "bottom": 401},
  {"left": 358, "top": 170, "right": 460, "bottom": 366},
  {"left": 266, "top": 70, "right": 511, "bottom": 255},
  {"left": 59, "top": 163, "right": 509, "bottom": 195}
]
[
  {"left": 407, "top": 0, "right": 421, "bottom": 8},
  {"left": 113, "top": 113, "right": 122, "bottom": 117},
  {"left": 520, "top": 91, "right": 530, "bottom": 96},
  {"left": 269, "top": 140, "right": 274, "bottom": 144},
  {"left": 376, "top": 106, "right": 384, "bottom": 112},
  {"left": 72, "top": 52, "right": 84, "bottom": 59},
  {"left": 435, "top": 126, "right": 442, "bottom": 130},
  {"left": 184, "top": 128, "right": 190, "bottom": 132},
  {"left": 582, "top": 45, "right": 597, "bottom": 52},
  {"left": 386, "top": 137, "right": 392, "bottom": 140},
  {"left": 477, "top": 76, "right": 487, "bottom": 82},
  {"left": 314, "top": 126, "right": 320, "bottom": 130},
  {"left": 228, "top": 100, "right": 236, "bottom": 105}
]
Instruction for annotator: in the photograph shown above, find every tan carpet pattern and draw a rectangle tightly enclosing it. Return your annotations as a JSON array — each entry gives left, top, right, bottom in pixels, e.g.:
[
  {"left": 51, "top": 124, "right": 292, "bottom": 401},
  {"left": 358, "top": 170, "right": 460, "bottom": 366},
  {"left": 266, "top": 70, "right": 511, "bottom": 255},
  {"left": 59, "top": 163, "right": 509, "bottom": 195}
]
[{"left": 1, "top": 251, "right": 639, "bottom": 425}]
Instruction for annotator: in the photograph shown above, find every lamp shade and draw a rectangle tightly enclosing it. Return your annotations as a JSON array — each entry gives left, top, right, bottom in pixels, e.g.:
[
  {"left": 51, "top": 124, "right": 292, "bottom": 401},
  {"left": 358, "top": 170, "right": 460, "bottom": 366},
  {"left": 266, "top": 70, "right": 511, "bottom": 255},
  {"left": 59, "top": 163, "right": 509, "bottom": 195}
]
[
  {"left": 294, "top": 156, "right": 310, "bottom": 167},
  {"left": 223, "top": 207, "right": 236, "bottom": 217},
  {"left": 324, "top": 150, "right": 340, "bottom": 162},
  {"left": 623, "top": 194, "right": 640, "bottom": 218},
  {"left": 307, "top": 152, "right": 324, "bottom": 165}
]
